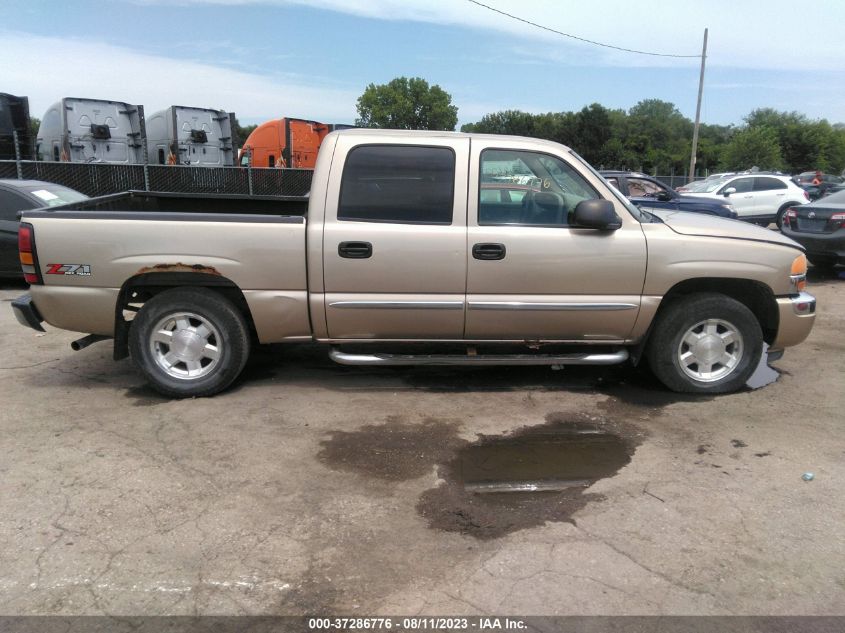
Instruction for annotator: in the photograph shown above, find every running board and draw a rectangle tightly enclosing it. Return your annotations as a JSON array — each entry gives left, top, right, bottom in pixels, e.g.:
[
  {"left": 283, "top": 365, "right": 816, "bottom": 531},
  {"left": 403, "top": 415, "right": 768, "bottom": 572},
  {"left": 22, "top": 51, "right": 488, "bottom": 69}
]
[{"left": 328, "top": 348, "right": 629, "bottom": 367}]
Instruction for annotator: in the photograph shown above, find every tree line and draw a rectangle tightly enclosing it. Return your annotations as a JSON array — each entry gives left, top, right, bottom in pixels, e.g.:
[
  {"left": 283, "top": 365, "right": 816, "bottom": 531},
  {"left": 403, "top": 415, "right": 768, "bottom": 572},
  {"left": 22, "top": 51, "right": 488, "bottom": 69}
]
[
  {"left": 353, "top": 77, "right": 845, "bottom": 176},
  {"left": 460, "top": 101, "right": 845, "bottom": 176}
]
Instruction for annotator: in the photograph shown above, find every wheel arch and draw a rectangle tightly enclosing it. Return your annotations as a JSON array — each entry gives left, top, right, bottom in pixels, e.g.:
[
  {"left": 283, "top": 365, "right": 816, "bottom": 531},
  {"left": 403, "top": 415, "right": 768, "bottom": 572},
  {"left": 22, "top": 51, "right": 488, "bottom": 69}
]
[
  {"left": 113, "top": 271, "right": 256, "bottom": 360},
  {"left": 632, "top": 277, "right": 778, "bottom": 365},
  {"left": 659, "top": 278, "right": 778, "bottom": 342}
]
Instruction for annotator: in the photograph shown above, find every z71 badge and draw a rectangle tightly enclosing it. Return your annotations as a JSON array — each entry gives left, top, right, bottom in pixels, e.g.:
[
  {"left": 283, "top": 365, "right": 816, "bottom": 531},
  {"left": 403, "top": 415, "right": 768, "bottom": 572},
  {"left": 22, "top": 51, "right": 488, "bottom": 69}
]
[{"left": 45, "top": 264, "right": 92, "bottom": 276}]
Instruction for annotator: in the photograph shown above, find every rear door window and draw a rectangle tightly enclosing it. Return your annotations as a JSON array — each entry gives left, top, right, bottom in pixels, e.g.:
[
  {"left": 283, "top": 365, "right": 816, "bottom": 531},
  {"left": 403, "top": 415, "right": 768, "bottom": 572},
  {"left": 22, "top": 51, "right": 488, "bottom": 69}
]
[
  {"left": 338, "top": 145, "right": 455, "bottom": 224},
  {"left": 754, "top": 177, "right": 787, "bottom": 191}
]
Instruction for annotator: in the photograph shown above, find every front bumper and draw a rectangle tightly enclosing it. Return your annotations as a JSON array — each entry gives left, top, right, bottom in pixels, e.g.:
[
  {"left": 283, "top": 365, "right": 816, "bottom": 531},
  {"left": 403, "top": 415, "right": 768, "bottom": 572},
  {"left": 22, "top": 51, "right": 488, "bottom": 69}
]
[
  {"left": 771, "top": 291, "right": 816, "bottom": 349},
  {"left": 11, "top": 294, "right": 45, "bottom": 332}
]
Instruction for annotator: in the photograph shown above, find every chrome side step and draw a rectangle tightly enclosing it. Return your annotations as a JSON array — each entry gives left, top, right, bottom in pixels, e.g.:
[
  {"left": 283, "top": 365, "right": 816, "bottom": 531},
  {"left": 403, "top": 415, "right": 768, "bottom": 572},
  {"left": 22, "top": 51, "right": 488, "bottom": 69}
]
[{"left": 328, "top": 348, "right": 629, "bottom": 367}]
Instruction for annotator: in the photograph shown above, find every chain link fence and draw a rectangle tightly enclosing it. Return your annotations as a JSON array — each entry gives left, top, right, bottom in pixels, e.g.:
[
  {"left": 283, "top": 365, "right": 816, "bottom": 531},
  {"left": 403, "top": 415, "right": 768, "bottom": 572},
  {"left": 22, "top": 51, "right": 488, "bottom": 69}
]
[
  {"left": 0, "top": 159, "right": 313, "bottom": 198},
  {"left": 0, "top": 131, "right": 313, "bottom": 198}
]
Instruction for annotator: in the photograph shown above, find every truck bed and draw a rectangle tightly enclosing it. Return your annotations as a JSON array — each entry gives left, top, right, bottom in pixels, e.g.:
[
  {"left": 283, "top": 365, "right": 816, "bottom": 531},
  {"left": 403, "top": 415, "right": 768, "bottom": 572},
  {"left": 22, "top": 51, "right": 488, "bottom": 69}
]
[{"left": 20, "top": 190, "right": 311, "bottom": 342}]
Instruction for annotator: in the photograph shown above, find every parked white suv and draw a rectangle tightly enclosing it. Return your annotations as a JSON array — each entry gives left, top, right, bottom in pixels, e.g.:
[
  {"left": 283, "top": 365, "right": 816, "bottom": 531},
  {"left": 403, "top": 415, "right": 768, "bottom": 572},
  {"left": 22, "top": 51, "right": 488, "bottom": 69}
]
[{"left": 682, "top": 174, "right": 808, "bottom": 227}]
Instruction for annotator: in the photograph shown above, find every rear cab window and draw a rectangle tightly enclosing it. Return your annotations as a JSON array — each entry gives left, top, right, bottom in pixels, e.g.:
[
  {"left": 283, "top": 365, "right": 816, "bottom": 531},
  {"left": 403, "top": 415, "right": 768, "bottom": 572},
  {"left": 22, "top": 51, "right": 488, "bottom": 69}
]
[{"left": 338, "top": 145, "right": 456, "bottom": 225}]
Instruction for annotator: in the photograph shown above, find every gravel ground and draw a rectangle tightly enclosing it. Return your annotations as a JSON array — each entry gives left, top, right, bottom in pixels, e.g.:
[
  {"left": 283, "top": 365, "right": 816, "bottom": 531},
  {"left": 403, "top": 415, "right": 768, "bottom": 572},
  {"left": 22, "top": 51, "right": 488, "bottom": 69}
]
[{"left": 0, "top": 269, "right": 843, "bottom": 616}]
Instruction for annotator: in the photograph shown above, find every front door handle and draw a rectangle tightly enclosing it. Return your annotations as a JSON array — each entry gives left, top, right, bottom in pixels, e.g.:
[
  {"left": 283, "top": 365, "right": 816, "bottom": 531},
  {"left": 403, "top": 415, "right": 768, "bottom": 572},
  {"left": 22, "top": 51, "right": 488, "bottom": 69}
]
[
  {"left": 338, "top": 241, "right": 372, "bottom": 259},
  {"left": 472, "top": 243, "right": 506, "bottom": 260}
]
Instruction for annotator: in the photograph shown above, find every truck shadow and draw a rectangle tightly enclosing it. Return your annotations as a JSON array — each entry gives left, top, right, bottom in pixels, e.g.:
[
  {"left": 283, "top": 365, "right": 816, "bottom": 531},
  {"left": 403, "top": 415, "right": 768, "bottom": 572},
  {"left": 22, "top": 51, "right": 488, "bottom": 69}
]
[{"left": 236, "top": 343, "right": 710, "bottom": 407}]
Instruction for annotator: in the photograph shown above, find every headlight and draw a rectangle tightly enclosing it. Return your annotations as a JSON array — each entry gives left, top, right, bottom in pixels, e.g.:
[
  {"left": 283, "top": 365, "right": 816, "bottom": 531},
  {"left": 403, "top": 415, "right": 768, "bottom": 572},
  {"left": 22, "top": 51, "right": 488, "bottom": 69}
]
[{"left": 790, "top": 254, "right": 807, "bottom": 291}]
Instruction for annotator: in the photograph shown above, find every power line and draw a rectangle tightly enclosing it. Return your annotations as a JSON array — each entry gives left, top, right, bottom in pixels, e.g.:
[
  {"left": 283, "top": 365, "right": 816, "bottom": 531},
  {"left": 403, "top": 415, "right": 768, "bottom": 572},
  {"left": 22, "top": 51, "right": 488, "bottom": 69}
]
[{"left": 465, "top": 0, "right": 701, "bottom": 58}]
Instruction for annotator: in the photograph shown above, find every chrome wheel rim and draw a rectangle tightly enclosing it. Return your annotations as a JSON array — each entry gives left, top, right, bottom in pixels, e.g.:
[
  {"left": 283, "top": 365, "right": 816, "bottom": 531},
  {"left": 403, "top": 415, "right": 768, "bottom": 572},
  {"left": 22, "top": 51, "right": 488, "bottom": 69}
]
[
  {"left": 677, "top": 318, "right": 743, "bottom": 383},
  {"left": 149, "top": 311, "right": 221, "bottom": 380}
]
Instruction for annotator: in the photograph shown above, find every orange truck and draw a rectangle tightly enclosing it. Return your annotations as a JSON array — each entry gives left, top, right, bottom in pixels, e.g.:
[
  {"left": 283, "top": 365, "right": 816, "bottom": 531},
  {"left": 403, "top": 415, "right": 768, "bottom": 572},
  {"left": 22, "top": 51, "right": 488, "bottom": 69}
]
[{"left": 238, "top": 118, "right": 352, "bottom": 169}]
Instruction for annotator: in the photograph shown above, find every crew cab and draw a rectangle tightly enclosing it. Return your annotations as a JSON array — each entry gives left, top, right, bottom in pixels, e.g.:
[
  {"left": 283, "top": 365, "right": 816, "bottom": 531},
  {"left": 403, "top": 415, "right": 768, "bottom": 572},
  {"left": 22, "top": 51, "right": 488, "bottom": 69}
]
[{"left": 12, "top": 130, "right": 816, "bottom": 397}]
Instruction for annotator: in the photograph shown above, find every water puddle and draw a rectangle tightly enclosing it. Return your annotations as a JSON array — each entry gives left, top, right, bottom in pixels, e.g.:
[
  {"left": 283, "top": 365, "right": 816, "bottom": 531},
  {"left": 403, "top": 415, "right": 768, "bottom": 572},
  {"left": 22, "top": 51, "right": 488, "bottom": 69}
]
[
  {"left": 745, "top": 344, "right": 780, "bottom": 390},
  {"left": 459, "top": 424, "right": 629, "bottom": 494},
  {"left": 417, "top": 418, "right": 638, "bottom": 539}
]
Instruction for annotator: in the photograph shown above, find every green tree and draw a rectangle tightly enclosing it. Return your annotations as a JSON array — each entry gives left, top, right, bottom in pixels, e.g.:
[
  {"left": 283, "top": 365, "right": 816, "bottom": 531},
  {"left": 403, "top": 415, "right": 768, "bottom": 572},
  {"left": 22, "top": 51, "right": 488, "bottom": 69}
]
[
  {"left": 356, "top": 77, "right": 458, "bottom": 131},
  {"left": 743, "top": 108, "right": 845, "bottom": 172},
  {"left": 29, "top": 116, "right": 40, "bottom": 140},
  {"left": 570, "top": 103, "right": 612, "bottom": 165},
  {"left": 695, "top": 123, "right": 732, "bottom": 175},
  {"left": 461, "top": 109, "right": 536, "bottom": 136},
  {"left": 230, "top": 115, "right": 257, "bottom": 151},
  {"left": 625, "top": 99, "right": 693, "bottom": 173},
  {"left": 721, "top": 126, "right": 783, "bottom": 171}
]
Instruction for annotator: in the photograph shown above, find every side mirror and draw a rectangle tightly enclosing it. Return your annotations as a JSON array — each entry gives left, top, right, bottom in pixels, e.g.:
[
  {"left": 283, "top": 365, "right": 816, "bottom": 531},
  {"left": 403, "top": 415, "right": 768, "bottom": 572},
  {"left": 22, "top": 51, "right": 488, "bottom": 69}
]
[
  {"left": 655, "top": 190, "right": 673, "bottom": 202},
  {"left": 573, "top": 199, "right": 622, "bottom": 230},
  {"left": 723, "top": 187, "right": 737, "bottom": 197}
]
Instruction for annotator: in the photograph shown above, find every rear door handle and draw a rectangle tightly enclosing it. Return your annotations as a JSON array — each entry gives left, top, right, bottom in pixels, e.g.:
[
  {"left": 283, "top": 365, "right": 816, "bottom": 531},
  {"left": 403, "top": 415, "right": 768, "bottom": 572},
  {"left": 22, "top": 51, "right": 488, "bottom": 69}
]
[
  {"left": 472, "top": 243, "right": 506, "bottom": 260},
  {"left": 338, "top": 241, "right": 372, "bottom": 259}
]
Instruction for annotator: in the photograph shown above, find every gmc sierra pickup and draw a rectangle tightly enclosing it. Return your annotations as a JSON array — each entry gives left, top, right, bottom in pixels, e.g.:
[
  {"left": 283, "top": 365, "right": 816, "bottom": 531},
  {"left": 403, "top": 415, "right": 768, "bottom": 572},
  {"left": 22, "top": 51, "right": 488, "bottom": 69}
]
[{"left": 12, "top": 129, "right": 816, "bottom": 397}]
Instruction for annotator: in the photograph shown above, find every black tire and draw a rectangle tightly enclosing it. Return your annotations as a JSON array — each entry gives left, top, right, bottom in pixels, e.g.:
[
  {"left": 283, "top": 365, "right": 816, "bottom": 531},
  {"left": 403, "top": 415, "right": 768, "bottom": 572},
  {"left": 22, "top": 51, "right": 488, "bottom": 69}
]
[
  {"left": 646, "top": 293, "right": 763, "bottom": 394},
  {"left": 808, "top": 255, "right": 838, "bottom": 269},
  {"left": 129, "top": 288, "right": 250, "bottom": 398}
]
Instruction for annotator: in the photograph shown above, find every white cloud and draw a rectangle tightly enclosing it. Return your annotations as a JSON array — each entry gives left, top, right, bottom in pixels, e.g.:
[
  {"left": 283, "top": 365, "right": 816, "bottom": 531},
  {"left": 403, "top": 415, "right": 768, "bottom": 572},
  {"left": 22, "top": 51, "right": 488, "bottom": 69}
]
[
  {"left": 130, "top": 0, "right": 845, "bottom": 71},
  {"left": 0, "top": 31, "right": 359, "bottom": 124}
]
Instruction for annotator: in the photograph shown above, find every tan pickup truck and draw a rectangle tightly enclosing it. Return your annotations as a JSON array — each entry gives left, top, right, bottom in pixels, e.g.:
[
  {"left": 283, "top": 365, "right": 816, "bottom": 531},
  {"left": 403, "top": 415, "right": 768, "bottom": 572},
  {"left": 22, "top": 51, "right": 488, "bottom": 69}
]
[{"left": 12, "top": 129, "right": 816, "bottom": 397}]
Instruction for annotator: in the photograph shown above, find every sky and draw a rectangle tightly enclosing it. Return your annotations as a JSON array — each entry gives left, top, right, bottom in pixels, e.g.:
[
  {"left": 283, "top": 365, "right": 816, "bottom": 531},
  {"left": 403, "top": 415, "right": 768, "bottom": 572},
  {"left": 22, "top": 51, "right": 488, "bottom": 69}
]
[{"left": 2, "top": 0, "right": 844, "bottom": 129}]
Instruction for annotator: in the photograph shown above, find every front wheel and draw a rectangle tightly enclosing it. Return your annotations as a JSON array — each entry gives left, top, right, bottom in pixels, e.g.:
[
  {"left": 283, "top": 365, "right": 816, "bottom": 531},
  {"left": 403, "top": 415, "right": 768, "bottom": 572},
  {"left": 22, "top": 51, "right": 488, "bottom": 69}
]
[
  {"left": 646, "top": 293, "right": 763, "bottom": 394},
  {"left": 129, "top": 288, "right": 251, "bottom": 397}
]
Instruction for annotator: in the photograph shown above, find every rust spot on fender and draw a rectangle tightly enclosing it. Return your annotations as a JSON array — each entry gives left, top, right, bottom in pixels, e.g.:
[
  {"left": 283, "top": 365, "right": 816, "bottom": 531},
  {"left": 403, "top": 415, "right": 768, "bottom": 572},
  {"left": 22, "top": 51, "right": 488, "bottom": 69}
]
[{"left": 136, "top": 263, "right": 222, "bottom": 276}]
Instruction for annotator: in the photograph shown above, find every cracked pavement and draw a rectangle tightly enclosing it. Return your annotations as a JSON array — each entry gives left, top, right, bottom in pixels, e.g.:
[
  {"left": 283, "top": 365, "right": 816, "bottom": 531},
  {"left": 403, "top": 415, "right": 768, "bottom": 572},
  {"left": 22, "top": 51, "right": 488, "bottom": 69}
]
[{"left": 0, "top": 270, "right": 844, "bottom": 616}]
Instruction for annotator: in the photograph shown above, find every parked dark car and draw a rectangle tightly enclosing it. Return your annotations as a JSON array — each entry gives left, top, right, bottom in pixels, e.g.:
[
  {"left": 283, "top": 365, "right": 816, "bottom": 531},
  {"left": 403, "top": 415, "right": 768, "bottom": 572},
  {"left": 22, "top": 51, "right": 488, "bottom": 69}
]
[
  {"left": 793, "top": 172, "right": 845, "bottom": 201},
  {"left": 781, "top": 189, "right": 845, "bottom": 268},
  {"left": 0, "top": 179, "right": 88, "bottom": 277},
  {"left": 599, "top": 171, "right": 737, "bottom": 219}
]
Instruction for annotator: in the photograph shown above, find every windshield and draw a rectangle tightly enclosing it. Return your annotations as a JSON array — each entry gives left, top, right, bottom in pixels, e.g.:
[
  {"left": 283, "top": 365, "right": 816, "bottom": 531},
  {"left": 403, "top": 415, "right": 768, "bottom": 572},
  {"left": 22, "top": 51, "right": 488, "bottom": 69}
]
[
  {"left": 23, "top": 184, "right": 88, "bottom": 207},
  {"left": 684, "top": 178, "right": 730, "bottom": 193}
]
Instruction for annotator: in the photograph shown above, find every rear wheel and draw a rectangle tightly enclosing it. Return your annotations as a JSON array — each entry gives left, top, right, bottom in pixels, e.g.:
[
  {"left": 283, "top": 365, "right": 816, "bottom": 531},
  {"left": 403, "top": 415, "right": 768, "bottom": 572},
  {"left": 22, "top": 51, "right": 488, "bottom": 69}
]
[
  {"left": 129, "top": 288, "right": 250, "bottom": 397},
  {"left": 646, "top": 293, "right": 763, "bottom": 394}
]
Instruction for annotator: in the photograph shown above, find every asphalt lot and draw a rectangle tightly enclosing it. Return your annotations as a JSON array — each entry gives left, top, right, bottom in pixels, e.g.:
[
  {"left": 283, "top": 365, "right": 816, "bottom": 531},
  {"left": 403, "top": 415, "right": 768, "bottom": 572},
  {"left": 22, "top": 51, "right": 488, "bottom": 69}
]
[{"left": 0, "top": 270, "right": 843, "bottom": 616}]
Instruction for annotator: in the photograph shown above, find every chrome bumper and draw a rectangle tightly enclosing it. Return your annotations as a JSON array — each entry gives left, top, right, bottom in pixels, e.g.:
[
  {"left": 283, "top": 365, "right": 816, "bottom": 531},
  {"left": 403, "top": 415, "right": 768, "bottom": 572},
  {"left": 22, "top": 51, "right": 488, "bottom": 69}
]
[{"left": 771, "top": 292, "right": 816, "bottom": 349}]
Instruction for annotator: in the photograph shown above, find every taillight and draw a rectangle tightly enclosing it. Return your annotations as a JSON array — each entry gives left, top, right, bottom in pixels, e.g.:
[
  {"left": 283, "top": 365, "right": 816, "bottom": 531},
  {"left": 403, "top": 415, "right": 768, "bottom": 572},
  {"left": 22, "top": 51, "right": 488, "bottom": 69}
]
[
  {"left": 831, "top": 212, "right": 845, "bottom": 228},
  {"left": 803, "top": 190, "right": 810, "bottom": 201},
  {"left": 18, "top": 223, "right": 42, "bottom": 285},
  {"left": 782, "top": 208, "right": 797, "bottom": 228}
]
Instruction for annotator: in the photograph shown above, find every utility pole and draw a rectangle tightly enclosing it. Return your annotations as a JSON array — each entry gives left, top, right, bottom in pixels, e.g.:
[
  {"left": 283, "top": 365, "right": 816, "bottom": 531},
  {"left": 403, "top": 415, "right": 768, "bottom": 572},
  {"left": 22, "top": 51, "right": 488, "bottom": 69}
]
[{"left": 688, "top": 28, "right": 708, "bottom": 183}]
